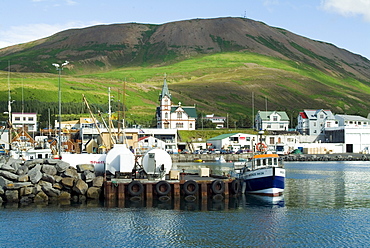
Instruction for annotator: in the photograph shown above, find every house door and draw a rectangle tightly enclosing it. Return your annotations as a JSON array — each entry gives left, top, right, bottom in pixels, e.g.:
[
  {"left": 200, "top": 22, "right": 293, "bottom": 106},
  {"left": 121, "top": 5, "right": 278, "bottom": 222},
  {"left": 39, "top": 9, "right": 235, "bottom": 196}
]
[{"left": 346, "top": 144, "right": 353, "bottom": 153}]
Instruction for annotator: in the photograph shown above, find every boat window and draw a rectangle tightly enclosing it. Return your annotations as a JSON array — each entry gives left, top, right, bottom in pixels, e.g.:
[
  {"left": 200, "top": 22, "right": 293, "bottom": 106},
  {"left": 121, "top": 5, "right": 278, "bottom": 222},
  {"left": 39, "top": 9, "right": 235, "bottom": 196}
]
[
  {"left": 268, "top": 158, "right": 273, "bottom": 165},
  {"left": 256, "top": 159, "right": 261, "bottom": 166},
  {"left": 274, "top": 158, "right": 278, "bottom": 165},
  {"left": 263, "top": 159, "right": 267, "bottom": 166}
]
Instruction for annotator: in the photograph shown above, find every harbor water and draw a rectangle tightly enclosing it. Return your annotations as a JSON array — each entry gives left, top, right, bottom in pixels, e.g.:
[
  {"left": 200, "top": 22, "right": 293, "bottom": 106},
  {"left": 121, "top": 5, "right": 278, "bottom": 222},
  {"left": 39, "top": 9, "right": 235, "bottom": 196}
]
[{"left": 1, "top": 161, "right": 370, "bottom": 247}]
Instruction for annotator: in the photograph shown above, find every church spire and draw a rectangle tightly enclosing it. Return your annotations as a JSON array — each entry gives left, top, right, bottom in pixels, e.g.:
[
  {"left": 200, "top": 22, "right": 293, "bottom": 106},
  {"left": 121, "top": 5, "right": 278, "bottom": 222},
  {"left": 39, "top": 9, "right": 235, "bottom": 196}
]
[{"left": 159, "top": 73, "right": 171, "bottom": 100}]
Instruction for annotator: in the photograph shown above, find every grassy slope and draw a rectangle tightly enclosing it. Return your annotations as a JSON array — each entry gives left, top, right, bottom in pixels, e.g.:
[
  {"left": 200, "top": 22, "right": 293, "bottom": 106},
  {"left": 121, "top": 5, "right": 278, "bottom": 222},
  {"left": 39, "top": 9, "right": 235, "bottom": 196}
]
[{"left": 1, "top": 51, "right": 369, "bottom": 125}]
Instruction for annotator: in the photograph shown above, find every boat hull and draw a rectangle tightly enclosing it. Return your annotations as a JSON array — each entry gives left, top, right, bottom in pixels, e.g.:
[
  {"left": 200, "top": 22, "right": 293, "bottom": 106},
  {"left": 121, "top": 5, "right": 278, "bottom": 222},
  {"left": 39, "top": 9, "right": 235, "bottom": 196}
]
[{"left": 242, "top": 167, "right": 285, "bottom": 197}]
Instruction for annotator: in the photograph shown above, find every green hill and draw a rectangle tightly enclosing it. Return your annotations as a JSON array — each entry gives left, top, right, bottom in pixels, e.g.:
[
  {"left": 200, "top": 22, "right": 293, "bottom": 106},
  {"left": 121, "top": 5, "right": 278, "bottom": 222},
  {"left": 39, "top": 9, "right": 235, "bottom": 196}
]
[
  {"left": 0, "top": 17, "right": 369, "bottom": 128},
  {"left": 1, "top": 51, "right": 369, "bottom": 128}
]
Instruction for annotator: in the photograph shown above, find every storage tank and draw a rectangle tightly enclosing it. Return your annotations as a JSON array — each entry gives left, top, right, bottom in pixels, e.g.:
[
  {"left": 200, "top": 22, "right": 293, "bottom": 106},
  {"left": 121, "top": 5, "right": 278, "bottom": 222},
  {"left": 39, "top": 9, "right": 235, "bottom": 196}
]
[
  {"left": 105, "top": 144, "right": 135, "bottom": 175},
  {"left": 142, "top": 148, "right": 172, "bottom": 180}
]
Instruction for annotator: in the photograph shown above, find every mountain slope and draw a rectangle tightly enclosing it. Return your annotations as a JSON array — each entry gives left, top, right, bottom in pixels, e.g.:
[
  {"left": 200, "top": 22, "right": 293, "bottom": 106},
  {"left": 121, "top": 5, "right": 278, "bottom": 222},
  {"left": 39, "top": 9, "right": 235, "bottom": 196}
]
[
  {"left": 0, "top": 17, "right": 370, "bottom": 127},
  {"left": 1, "top": 17, "right": 369, "bottom": 81}
]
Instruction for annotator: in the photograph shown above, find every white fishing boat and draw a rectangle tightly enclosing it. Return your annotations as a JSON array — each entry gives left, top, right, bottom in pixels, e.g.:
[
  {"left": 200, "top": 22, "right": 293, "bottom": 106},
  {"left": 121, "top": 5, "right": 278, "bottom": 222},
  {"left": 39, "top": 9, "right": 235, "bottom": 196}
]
[{"left": 238, "top": 153, "right": 285, "bottom": 197}]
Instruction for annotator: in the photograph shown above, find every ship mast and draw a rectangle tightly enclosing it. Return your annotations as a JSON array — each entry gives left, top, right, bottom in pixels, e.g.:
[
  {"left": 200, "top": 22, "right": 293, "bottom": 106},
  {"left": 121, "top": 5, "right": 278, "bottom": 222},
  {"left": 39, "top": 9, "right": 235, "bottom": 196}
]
[{"left": 7, "top": 61, "right": 13, "bottom": 151}]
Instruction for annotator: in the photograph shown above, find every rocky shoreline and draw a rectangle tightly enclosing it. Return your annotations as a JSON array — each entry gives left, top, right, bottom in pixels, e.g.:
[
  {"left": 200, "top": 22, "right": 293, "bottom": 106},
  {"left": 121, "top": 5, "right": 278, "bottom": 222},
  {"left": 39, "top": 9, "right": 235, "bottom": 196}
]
[
  {"left": 281, "top": 153, "right": 370, "bottom": 161},
  {"left": 0, "top": 157, "right": 104, "bottom": 205}
]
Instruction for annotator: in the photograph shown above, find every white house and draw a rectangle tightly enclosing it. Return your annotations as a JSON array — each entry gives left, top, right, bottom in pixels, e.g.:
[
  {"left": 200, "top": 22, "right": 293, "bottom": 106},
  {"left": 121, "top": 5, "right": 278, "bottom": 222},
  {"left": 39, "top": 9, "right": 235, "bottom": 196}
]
[
  {"left": 207, "top": 133, "right": 256, "bottom": 151},
  {"left": 156, "top": 76, "right": 197, "bottom": 130},
  {"left": 255, "top": 111, "right": 289, "bottom": 131},
  {"left": 297, "top": 109, "right": 337, "bottom": 135},
  {"left": 335, "top": 114, "right": 370, "bottom": 127},
  {"left": 203, "top": 114, "right": 226, "bottom": 129},
  {"left": 137, "top": 136, "right": 167, "bottom": 153},
  {"left": 12, "top": 112, "right": 38, "bottom": 132},
  {"left": 324, "top": 115, "right": 370, "bottom": 153}
]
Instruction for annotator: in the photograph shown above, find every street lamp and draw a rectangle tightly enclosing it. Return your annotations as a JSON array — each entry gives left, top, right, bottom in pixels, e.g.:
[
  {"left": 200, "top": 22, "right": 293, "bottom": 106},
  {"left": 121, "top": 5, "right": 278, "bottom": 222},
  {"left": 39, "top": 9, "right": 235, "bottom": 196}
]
[{"left": 52, "top": 61, "right": 69, "bottom": 158}]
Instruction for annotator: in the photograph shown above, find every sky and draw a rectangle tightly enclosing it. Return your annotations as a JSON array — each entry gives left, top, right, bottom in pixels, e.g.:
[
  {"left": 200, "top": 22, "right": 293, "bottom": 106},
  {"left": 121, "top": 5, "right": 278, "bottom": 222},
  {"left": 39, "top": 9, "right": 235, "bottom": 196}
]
[{"left": 1, "top": 0, "right": 370, "bottom": 59}]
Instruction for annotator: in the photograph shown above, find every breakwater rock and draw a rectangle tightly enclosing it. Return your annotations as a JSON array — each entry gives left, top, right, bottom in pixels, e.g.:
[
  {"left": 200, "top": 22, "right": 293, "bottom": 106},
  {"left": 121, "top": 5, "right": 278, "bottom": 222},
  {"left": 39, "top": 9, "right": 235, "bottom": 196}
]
[
  {"left": 281, "top": 153, "right": 370, "bottom": 161},
  {"left": 0, "top": 157, "right": 104, "bottom": 205}
]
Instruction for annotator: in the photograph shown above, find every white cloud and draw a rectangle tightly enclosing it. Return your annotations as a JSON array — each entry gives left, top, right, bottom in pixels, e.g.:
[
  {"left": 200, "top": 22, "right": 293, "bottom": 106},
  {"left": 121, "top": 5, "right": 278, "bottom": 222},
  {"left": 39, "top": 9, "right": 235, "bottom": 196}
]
[
  {"left": 66, "top": 0, "right": 77, "bottom": 5},
  {"left": 321, "top": 0, "right": 370, "bottom": 21},
  {"left": 0, "top": 21, "right": 101, "bottom": 49}
]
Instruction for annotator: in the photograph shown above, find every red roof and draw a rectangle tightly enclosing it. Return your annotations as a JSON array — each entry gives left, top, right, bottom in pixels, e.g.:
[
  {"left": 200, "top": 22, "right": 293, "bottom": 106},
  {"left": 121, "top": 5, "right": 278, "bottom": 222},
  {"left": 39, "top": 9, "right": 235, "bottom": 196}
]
[{"left": 299, "top": 112, "right": 308, "bottom": 119}]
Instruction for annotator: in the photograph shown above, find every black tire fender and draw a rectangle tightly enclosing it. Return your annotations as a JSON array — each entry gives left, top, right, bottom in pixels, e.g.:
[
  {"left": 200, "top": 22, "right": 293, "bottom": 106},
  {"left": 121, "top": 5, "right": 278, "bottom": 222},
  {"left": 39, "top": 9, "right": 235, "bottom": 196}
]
[
  {"left": 155, "top": 181, "right": 172, "bottom": 196},
  {"left": 127, "top": 181, "right": 144, "bottom": 196},
  {"left": 230, "top": 179, "right": 241, "bottom": 194},
  {"left": 211, "top": 180, "right": 225, "bottom": 194},
  {"left": 183, "top": 180, "right": 199, "bottom": 195}
]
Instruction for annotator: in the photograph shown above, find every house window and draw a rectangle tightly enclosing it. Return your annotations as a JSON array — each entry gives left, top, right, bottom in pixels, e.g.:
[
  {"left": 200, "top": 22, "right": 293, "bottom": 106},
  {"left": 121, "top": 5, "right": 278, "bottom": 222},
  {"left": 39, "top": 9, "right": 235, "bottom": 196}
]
[
  {"left": 164, "top": 123, "right": 169, "bottom": 129},
  {"left": 165, "top": 113, "right": 168, "bottom": 119},
  {"left": 267, "top": 124, "right": 271, "bottom": 128},
  {"left": 177, "top": 112, "right": 182, "bottom": 118},
  {"left": 279, "top": 124, "right": 284, "bottom": 129},
  {"left": 320, "top": 114, "right": 324, "bottom": 119},
  {"left": 190, "top": 123, "right": 192, "bottom": 128},
  {"left": 176, "top": 122, "right": 183, "bottom": 128},
  {"left": 273, "top": 116, "right": 277, "bottom": 121}
]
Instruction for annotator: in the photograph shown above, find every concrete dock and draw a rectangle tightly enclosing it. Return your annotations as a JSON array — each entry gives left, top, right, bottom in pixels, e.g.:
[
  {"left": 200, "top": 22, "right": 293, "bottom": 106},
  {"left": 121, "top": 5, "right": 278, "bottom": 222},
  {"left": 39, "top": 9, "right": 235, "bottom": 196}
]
[{"left": 103, "top": 174, "right": 241, "bottom": 209}]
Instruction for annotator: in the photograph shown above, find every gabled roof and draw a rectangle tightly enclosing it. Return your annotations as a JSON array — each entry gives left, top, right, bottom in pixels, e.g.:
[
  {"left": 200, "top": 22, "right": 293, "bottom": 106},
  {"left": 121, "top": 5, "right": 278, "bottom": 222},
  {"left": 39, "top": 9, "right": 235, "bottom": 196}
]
[
  {"left": 171, "top": 106, "right": 197, "bottom": 118},
  {"left": 335, "top": 114, "right": 370, "bottom": 122},
  {"left": 303, "top": 109, "right": 335, "bottom": 120},
  {"left": 299, "top": 112, "right": 308, "bottom": 119},
  {"left": 257, "top": 111, "right": 289, "bottom": 121},
  {"left": 208, "top": 133, "right": 239, "bottom": 141}
]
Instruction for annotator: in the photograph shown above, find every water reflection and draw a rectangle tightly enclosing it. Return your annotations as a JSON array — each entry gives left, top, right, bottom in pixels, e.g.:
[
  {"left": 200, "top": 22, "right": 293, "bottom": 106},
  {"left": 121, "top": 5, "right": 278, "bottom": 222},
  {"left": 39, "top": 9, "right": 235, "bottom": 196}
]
[
  {"left": 102, "top": 193, "right": 284, "bottom": 211},
  {"left": 285, "top": 161, "right": 370, "bottom": 209}
]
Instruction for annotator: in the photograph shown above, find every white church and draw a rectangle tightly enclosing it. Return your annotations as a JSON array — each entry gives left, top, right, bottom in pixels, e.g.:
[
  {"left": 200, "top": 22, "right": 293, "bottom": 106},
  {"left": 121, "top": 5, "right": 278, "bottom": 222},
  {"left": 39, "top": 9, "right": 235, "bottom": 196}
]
[{"left": 156, "top": 76, "right": 197, "bottom": 130}]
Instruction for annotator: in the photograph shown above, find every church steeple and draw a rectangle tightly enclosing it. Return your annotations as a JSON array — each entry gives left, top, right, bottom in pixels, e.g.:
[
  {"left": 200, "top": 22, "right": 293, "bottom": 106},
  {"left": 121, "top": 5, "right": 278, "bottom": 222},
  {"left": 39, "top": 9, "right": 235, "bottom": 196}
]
[{"left": 159, "top": 73, "right": 171, "bottom": 100}]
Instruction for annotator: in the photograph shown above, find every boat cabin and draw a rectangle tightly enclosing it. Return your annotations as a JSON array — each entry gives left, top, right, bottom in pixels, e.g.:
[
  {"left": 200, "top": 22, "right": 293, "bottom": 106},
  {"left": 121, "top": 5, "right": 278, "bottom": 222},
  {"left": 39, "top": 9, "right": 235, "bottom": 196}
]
[{"left": 252, "top": 154, "right": 280, "bottom": 168}]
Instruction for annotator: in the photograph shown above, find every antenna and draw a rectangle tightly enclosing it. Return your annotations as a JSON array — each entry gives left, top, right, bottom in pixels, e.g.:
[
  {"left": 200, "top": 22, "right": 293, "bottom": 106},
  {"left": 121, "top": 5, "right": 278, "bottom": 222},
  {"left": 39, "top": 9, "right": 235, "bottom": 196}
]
[
  {"left": 252, "top": 92, "right": 254, "bottom": 129},
  {"left": 265, "top": 96, "right": 268, "bottom": 112}
]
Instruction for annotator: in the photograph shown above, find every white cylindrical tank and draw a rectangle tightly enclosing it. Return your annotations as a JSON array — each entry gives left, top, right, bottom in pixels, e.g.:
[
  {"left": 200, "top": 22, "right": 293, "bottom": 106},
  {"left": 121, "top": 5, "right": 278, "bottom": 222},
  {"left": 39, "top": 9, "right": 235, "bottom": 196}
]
[
  {"left": 105, "top": 144, "right": 135, "bottom": 175},
  {"left": 142, "top": 148, "right": 172, "bottom": 179}
]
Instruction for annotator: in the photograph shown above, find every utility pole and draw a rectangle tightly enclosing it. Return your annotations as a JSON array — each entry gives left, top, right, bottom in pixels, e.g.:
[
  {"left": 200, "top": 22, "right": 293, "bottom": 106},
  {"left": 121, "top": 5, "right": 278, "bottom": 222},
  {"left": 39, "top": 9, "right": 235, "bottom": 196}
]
[
  {"left": 52, "top": 61, "right": 69, "bottom": 158},
  {"left": 7, "top": 60, "right": 13, "bottom": 151}
]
